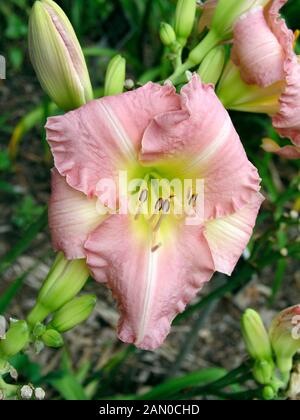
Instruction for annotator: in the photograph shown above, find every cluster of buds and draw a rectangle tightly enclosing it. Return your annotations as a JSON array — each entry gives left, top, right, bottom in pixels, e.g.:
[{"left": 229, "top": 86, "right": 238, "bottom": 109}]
[
  {"left": 241, "top": 305, "right": 300, "bottom": 398},
  {"left": 20, "top": 385, "right": 46, "bottom": 401},
  {"left": 0, "top": 254, "right": 96, "bottom": 399},
  {"left": 159, "top": 0, "right": 197, "bottom": 69},
  {"left": 27, "top": 253, "right": 96, "bottom": 351}
]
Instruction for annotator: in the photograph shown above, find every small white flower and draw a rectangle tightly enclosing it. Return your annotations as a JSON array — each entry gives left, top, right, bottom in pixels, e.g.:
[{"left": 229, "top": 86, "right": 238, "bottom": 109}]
[
  {"left": 34, "top": 387, "right": 46, "bottom": 400},
  {"left": 20, "top": 385, "right": 33, "bottom": 400}
]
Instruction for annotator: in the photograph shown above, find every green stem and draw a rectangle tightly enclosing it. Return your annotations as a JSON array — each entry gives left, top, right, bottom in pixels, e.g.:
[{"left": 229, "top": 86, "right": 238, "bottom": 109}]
[
  {"left": 168, "top": 60, "right": 194, "bottom": 84},
  {"left": 174, "top": 47, "right": 183, "bottom": 69},
  {"left": 0, "top": 377, "right": 18, "bottom": 398},
  {"left": 27, "top": 303, "right": 50, "bottom": 327},
  {"left": 168, "top": 30, "right": 220, "bottom": 83}
]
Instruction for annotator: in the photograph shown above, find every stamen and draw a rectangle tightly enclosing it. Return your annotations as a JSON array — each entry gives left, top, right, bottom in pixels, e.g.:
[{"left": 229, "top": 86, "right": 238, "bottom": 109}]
[
  {"left": 148, "top": 197, "right": 163, "bottom": 223},
  {"left": 153, "top": 199, "right": 170, "bottom": 232},
  {"left": 139, "top": 189, "right": 148, "bottom": 203},
  {"left": 162, "top": 199, "right": 170, "bottom": 213},
  {"left": 153, "top": 214, "right": 165, "bottom": 232},
  {"left": 155, "top": 197, "right": 163, "bottom": 212},
  {"left": 135, "top": 189, "right": 148, "bottom": 220}
]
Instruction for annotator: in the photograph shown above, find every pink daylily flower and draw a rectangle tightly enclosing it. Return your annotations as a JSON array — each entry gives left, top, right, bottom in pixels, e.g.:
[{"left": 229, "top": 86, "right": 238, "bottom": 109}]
[
  {"left": 198, "top": 0, "right": 269, "bottom": 36},
  {"left": 226, "top": 0, "right": 300, "bottom": 150},
  {"left": 46, "top": 75, "right": 263, "bottom": 350},
  {"left": 232, "top": 1, "right": 290, "bottom": 87}
]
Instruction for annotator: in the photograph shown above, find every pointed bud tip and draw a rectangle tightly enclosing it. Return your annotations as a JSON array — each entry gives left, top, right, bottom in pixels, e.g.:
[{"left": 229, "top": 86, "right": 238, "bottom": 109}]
[
  {"left": 241, "top": 308, "right": 273, "bottom": 362},
  {"left": 42, "top": 329, "right": 64, "bottom": 348},
  {"left": 104, "top": 55, "right": 126, "bottom": 96},
  {"left": 29, "top": 0, "right": 93, "bottom": 110},
  {"left": 160, "top": 23, "right": 176, "bottom": 47}
]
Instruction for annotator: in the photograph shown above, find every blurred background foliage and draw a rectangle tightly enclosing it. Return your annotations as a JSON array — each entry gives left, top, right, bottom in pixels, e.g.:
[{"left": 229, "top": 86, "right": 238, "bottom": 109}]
[{"left": 0, "top": 0, "right": 300, "bottom": 400}]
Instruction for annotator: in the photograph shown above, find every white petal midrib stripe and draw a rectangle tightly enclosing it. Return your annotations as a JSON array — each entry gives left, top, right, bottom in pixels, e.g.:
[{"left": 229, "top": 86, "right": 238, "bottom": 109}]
[
  {"left": 135, "top": 242, "right": 159, "bottom": 346},
  {"left": 98, "top": 101, "right": 137, "bottom": 161},
  {"left": 186, "top": 117, "right": 232, "bottom": 172}
]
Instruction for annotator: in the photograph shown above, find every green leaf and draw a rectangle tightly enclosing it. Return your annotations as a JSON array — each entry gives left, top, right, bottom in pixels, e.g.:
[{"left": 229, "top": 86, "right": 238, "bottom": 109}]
[
  {"left": 0, "top": 208, "right": 48, "bottom": 276},
  {"left": 269, "top": 258, "right": 287, "bottom": 304},
  {"left": 0, "top": 270, "right": 30, "bottom": 314},
  {"left": 135, "top": 368, "right": 227, "bottom": 400},
  {"left": 49, "top": 372, "right": 89, "bottom": 400},
  {"left": 0, "top": 150, "right": 11, "bottom": 171}
]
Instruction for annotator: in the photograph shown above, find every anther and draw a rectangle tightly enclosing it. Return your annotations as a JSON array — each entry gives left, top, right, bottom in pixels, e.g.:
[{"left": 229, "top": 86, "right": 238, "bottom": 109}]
[
  {"left": 162, "top": 199, "right": 170, "bottom": 213},
  {"left": 139, "top": 189, "right": 148, "bottom": 203},
  {"left": 155, "top": 197, "right": 164, "bottom": 212},
  {"left": 135, "top": 189, "right": 148, "bottom": 220},
  {"left": 151, "top": 242, "right": 162, "bottom": 253},
  {"left": 188, "top": 193, "right": 198, "bottom": 207}
]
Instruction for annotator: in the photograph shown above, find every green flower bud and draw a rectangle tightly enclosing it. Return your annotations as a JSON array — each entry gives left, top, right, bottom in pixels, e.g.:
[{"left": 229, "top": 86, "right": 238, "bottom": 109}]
[
  {"left": 32, "top": 323, "right": 46, "bottom": 338},
  {"left": 211, "top": 0, "right": 268, "bottom": 41},
  {"left": 269, "top": 305, "right": 300, "bottom": 375},
  {"left": 42, "top": 329, "right": 64, "bottom": 348},
  {"left": 27, "top": 253, "right": 90, "bottom": 326},
  {"left": 29, "top": 0, "right": 93, "bottom": 111},
  {"left": 253, "top": 359, "right": 274, "bottom": 385},
  {"left": 160, "top": 23, "right": 176, "bottom": 47},
  {"left": 241, "top": 309, "right": 273, "bottom": 362},
  {"left": 175, "top": 0, "right": 197, "bottom": 46},
  {"left": 104, "top": 55, "right": 126, "bottom": 97},
  {"left": 197, "top": 45, "right": 226, "bottom": 85},
  {"left": 0, "top": 321, "right": 29, "bottom": 358},
  {"left": 262, "top": 385, "right": 275, "bottom": 401},
  {"left": 50, "top": 295, "right": 96, "bottom": 332}
]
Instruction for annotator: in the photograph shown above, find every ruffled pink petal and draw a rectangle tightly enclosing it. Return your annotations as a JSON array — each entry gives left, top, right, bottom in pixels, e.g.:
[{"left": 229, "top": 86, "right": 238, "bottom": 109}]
[
  {"left": 261, "top": 138, "right": 300, "bottom": 159},
  {"left": 270, "top": 0, "right": 300, "bottom": 146},
  {"left": 46, "top": 83, "right": 180, "bottom": 197},
  {"left": 204, "top": 192, "right": 264, "bottom": 276},
  {"left": 140, "top": 74, "right": 261, "bottom": 220},
  {"left": 49, "top": 169, "right": 105, "bottom": 259},
  {"left": 271, "top": 145, "right": 300, "bottom": 159},
  {"left": 232, "top": 6, "right": 286, "bottom": 87},
  {"left": 272, "top": 60, "right": 300, "bottom": 146},
  {"left": 84, "top": 215, "right": 215, "bottom": 350}
]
